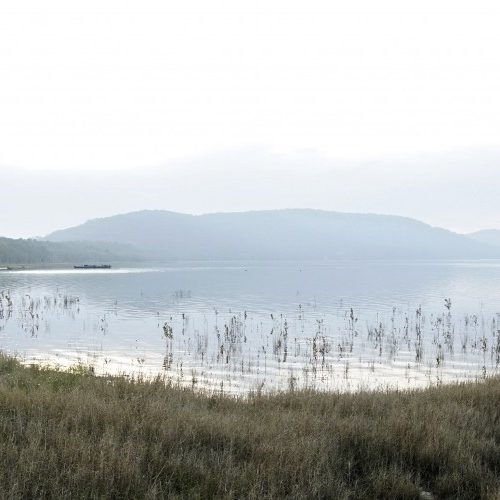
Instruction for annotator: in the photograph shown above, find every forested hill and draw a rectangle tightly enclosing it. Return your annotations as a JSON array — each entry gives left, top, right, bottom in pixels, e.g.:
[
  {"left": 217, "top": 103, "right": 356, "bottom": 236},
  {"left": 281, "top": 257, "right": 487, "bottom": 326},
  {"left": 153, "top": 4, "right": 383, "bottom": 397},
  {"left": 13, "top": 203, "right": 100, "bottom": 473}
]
[
  {"left": 46, "top": 209, "right": 500, "bottom": 260},
  {"left": 0, "top": 237, "right": 141, "bottom": 265}
]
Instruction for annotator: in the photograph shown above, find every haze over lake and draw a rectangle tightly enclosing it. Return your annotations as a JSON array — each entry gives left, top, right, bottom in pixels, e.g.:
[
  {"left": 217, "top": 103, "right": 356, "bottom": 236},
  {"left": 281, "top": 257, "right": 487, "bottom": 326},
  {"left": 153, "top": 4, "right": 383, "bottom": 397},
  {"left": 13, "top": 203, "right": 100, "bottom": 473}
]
[{"left": 1, "top": 260, "right": 500, "bottom": 393}]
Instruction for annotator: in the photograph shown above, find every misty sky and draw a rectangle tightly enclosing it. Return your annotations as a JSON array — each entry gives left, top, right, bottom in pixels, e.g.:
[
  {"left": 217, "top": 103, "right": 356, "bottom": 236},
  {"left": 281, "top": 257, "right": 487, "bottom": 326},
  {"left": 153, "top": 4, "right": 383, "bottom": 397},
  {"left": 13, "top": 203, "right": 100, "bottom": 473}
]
[{"left": 1, "top": 1, "right": 500, "bottom": 237}]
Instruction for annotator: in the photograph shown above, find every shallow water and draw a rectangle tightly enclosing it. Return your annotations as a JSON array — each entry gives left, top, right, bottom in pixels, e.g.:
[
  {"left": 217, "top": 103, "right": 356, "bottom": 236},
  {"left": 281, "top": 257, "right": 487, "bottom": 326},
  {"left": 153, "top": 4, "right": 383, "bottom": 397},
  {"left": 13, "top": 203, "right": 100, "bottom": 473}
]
[{"left": 1, "top": 260, "right": 499, "bottom": 394}]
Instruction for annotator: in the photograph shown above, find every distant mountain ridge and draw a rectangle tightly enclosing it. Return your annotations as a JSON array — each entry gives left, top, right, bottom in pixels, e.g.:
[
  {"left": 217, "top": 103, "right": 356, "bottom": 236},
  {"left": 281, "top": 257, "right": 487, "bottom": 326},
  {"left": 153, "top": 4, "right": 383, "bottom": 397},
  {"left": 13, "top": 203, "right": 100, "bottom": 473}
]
[{"left": 45, "top": 209, "right": 500, "bottom": 260}]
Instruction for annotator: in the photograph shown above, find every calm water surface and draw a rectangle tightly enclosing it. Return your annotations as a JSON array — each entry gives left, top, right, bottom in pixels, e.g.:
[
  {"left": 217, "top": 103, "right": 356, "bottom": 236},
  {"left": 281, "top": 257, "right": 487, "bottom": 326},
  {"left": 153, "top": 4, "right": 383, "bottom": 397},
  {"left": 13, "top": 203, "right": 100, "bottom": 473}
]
[{"left": 1, "top": 260, "right": 500, "bottom": 393}]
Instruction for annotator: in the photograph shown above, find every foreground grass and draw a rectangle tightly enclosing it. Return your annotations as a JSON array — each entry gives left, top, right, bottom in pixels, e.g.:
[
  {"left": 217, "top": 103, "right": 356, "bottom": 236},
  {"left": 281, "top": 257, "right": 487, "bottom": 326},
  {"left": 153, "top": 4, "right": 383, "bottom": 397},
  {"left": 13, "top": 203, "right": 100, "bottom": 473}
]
[{"left": 0, "top": 357, "right": 499, "bottom": 499}]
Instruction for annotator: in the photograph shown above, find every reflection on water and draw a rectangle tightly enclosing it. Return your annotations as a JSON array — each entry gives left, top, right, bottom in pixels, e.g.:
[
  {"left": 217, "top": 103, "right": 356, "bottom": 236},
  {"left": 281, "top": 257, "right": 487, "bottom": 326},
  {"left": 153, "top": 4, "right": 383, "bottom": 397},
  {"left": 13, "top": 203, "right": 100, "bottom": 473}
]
[{"left": 1, "top": 260, "right": 500, "bottom": 394}]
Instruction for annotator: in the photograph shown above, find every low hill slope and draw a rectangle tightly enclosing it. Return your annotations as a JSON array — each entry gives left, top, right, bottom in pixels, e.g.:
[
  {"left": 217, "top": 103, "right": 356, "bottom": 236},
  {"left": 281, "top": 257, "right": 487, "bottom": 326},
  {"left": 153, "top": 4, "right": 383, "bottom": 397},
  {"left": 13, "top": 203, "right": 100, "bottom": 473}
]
[
  {"left": 468, "top": 229, "right": 500, "bottom": 248},
  {"left": 0, "top": 237, "right": 142, "bottom": 265}
]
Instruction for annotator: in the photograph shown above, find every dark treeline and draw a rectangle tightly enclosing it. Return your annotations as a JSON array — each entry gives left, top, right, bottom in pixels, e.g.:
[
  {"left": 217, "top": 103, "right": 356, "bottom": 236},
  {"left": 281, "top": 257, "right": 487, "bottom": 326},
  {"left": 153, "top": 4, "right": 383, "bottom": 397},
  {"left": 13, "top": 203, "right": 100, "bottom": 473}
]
[{"left": 0, "top": 237, "right": 141, "bottom": 264}]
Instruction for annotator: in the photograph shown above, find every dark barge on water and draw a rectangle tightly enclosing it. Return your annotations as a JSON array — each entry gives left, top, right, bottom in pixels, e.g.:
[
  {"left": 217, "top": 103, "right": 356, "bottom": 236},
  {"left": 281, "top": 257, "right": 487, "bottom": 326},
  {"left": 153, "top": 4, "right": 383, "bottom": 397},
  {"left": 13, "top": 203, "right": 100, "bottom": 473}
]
[{"left": 74, "top": 264, "right": 112, "bottom": 269}]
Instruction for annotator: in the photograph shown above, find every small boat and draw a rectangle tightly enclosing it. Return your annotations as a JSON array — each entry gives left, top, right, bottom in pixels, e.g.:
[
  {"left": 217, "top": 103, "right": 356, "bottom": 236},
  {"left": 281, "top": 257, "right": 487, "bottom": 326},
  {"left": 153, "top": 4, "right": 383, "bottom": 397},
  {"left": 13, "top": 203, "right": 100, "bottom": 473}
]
[{"left": 74, "top": 264, "right": 112, "bottom": 269}]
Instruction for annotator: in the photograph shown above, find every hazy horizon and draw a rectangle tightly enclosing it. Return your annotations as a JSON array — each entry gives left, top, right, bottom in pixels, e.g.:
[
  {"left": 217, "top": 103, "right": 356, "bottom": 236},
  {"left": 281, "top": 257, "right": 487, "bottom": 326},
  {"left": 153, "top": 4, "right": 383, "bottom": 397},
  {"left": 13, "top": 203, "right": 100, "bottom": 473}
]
[
  {"left": 2, "top": 146, "right": 500, "bottom": 238},
  {"left": 2, "top": 2, "right": 500, "bottom": 237}
]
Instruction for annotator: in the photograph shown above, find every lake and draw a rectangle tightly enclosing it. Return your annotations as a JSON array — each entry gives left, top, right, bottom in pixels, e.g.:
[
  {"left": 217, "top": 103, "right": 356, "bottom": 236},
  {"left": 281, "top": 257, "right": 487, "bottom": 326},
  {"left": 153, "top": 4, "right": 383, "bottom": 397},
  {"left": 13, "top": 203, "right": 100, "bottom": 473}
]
[{"left": 1, "top": 260, "right": 500, "bottom": 394}]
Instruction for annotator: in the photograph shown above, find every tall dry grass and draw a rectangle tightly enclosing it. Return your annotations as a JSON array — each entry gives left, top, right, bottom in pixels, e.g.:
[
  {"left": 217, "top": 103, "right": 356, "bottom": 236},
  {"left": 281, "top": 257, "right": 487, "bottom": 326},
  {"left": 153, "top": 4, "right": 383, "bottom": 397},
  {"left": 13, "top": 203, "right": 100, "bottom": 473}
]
[{"left": 0, "top": 355, "right": 499, "bottom": 498}]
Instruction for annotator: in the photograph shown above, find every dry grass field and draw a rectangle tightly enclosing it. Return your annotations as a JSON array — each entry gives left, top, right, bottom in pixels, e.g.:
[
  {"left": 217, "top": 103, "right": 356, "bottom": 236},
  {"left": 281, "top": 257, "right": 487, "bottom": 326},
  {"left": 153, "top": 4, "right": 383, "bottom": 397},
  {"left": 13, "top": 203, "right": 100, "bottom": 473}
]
[{"left": 0, "top": 355, "right": 499, "bottom": 499}]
